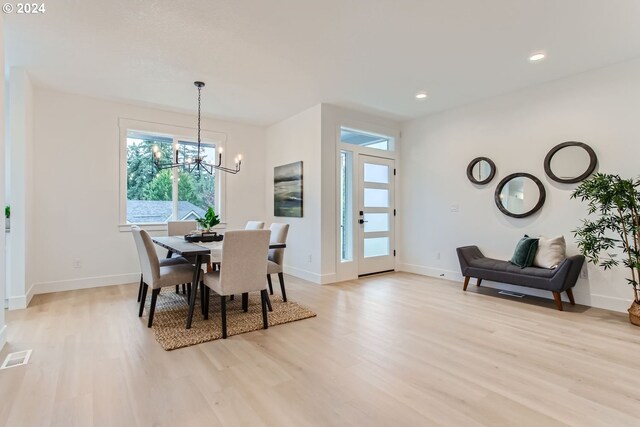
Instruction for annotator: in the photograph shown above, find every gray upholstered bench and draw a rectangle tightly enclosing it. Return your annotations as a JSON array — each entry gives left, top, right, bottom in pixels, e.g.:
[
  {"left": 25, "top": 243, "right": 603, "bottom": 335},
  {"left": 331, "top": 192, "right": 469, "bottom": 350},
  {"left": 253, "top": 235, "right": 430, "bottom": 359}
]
[{"left": 456, "top": 245, "right": 585, "bottom": 311}]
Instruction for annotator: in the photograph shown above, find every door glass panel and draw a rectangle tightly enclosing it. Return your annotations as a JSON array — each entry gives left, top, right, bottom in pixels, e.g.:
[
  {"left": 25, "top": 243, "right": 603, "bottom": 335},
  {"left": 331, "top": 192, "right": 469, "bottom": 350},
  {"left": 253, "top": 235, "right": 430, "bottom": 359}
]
[
  {"left": 364, "top": 163, "right": 389, "bottom": 184},
  {"left": 364, "top": 237, "right": 389, "bottom": 258},
  {"left": 364, "top": 188, "right": 389, "bottom": 208},
  {"left": 363, "top": 213, "right": 389, "bottom": 232}
]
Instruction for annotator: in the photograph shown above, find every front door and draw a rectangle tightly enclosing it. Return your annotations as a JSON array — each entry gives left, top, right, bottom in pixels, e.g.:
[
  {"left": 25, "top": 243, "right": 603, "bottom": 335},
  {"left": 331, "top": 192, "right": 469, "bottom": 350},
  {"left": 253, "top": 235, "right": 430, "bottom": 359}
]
[{"left": 357, "top": 155, "right": 395, "bottom": 276}]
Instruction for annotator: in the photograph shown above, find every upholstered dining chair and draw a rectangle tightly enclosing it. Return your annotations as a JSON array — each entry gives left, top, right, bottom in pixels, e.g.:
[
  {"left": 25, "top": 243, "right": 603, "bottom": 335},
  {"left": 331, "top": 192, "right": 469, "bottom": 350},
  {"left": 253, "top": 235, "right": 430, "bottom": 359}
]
[
  {"left": 131, "top": 225, "right": 190, "bottom": 303},
  {"left": 168, "top": 220, "right": 207, "bottom": 295},
  {"left": 202, "top": 230, "right": 271, "bottom": 339},
  {"left": 266, "top": 223, "right": 290, "bottom": 302},
  {"left": 167, "top": 220, "right": 197, "bottom": 236},
  {"left": 132, "top": 226, "right": 204, "bottom": 327},
  {"left": 245, "top": 221, "right": 265, "bottom": 230}
]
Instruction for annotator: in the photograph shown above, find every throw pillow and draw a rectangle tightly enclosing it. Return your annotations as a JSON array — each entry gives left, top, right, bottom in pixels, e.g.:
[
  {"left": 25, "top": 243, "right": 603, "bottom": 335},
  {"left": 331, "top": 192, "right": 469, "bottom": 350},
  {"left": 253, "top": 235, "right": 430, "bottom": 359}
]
[
  {"left": 510, "top": 235, "right": 539, "bottom": 268},
  {"left": 533, "top": 235, "right": 566, "bottom": 269}
]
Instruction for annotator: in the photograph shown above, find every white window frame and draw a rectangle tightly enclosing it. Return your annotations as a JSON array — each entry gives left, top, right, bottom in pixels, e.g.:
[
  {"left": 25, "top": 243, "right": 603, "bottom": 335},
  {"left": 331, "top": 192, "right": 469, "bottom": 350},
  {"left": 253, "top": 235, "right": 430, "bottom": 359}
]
[{"left": 118, "top": 118, "right": 228, "bottom": 232}]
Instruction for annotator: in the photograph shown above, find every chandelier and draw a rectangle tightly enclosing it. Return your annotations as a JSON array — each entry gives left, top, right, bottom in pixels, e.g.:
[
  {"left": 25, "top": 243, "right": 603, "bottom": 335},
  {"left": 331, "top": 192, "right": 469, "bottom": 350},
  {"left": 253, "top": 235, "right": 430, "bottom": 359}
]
[{"left": 152, "top": 81, "right": 241, "bottom": 175}]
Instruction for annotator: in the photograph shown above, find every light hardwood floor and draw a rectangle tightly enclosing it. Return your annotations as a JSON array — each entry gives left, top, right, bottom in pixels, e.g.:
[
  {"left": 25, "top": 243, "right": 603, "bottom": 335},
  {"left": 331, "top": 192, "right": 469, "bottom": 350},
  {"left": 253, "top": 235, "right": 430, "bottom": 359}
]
[{"left": 1, "top": 272, "right": 640, "bottom": 427}]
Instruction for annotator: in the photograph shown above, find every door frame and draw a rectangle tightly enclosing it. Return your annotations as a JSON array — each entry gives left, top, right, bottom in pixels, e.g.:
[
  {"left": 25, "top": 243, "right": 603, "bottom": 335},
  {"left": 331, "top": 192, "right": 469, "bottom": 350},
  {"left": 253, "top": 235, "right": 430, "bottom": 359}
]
[{"left": 335, "top": 122, "right": 400, "bottom": 282}]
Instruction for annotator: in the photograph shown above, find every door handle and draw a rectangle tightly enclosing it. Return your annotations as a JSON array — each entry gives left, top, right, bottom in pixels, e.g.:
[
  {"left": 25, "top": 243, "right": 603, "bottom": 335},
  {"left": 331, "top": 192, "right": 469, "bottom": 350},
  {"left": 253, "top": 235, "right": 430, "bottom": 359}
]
[{"left": 359, "top": 219, "right": 368, "bottom": 224}]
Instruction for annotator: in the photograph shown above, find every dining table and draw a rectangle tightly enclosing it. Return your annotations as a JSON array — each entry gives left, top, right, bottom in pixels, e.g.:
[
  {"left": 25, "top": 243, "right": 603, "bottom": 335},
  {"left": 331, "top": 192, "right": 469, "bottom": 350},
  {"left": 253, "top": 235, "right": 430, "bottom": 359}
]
[{"left": 152, "top": 235, "right": 286, "bottom": 329}]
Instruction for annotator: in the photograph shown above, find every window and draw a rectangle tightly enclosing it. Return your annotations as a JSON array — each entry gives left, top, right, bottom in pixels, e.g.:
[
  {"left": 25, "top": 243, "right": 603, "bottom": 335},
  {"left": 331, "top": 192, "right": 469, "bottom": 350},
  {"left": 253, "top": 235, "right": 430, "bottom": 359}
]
[
  {"left": 341, "top": 128, "right": 393, "bottom": 151},
  {"left": 340, "top": 150, "right": 353, "bottom": 261},
  {"left": 120, "top": 119, "right": 226, "bottom": 226}
]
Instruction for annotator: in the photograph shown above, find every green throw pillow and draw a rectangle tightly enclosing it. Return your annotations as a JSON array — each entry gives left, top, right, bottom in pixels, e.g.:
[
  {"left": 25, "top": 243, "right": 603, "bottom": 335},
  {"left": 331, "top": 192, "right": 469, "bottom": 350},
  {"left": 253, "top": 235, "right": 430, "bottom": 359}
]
[{"left": 510, "top": 235, "right": 539, "bottom": 268}]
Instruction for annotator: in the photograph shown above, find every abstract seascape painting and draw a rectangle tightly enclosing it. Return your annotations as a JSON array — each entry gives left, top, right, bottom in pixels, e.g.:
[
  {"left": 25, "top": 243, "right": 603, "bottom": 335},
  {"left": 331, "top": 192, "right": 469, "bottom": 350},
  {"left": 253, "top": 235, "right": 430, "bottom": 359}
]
[{"left": 274, "top": 161, "right": 303, "bottom": 217}]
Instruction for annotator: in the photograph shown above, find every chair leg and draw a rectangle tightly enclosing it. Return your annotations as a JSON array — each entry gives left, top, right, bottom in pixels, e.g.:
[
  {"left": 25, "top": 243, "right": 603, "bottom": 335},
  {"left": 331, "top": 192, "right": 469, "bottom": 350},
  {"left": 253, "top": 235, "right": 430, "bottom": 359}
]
[
  {"left": 221, "top": 296, "right": 228, "bottom": 339},
  {"left": 200, "top": 283, "right": 206, "bottom": 316},
  {"left": 148, "top": 288, "right": 160, "bottom": 327},
  {"left": 182, "top": 283, "right": 186, "bottom": 295},
  {"left": 203, "top": 286, "right": 210, "bottom": 320},
  {"left": 267, "top": 274, "right": 274, "bottom": 295},
  {"left": 242, "top": 292, "right": 248, "bottom": 312},
  {"left": 566, "top": 288, "right": 576, "bottom": 305},
  {"left": 137, "top": 274, "right": 143, "bottom": 302},
  {"left": 463, "top": 276, "right": 470, "bottom": 291},
  {"left": 230, "top": 294, "right": 235, "bottom": 301},
  {"left": 265, "top": 292, "right": 273, "bottom": 312},
  {"left": 477, "top": 278, "right": 482, "bottom": 287},
  {"left": 552, "top": 291, "right": 564, "bottom": 311},
  {"left": 260, "top": 289, "right": 269, "bottom": 330},
  {"left": 175, "top": 285, "right": 180, "bottom": 294},
  {"left": 187, "top": 284, "right": 192, "bottom": 301},
  {"left": 277, "top": 272, "right": 287, "bottom": 302},
  {"left": 186, "top": 257, "right": 202, "bottom": 329},
  {"left": 138, "top": 283, "right": 148, "bottom": 317}
]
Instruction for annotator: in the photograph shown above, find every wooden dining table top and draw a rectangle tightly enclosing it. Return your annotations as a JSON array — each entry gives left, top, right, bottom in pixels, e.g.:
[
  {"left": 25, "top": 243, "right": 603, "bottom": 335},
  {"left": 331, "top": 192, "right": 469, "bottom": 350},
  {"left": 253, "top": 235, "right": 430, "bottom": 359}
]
[{"left": 152, "top": 236, "right": 286, "bottom": 263}]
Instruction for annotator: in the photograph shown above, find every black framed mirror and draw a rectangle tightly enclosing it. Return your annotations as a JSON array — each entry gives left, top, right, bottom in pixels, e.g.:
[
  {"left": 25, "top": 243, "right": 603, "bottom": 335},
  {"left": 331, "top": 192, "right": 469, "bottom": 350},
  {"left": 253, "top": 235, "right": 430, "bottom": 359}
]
[
  {"left": 466, "top": 157, "right": 496, "bottom": 185},
  {"left": 544, "top": 141, "right": 597, "bottom": 184},
  {"left": 495, "top": 173, "right": 546, "bottom": 218}
]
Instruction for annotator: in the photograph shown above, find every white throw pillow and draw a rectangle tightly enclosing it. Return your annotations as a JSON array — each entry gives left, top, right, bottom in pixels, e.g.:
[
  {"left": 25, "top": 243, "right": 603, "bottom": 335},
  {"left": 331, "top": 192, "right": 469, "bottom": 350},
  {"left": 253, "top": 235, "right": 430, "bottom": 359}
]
[{"left": 533, "top": 235, "right": 566, "bottom": 269}]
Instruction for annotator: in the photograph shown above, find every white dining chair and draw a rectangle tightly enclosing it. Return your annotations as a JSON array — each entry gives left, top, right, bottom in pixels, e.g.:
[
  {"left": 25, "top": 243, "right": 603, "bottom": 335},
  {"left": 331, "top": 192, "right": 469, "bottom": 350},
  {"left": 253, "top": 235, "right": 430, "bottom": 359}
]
[
  {"left": 167, "top": 220, "right": 197, "bottom": 236},
  {"left": 133, "top": 226, "right": 204, "bottom": 327},
  {"left": 131, "top": 225, "right": 190, "bottom": 303},
  {"left": 168, "top": 220, "right": 207, "bottom": 295},
  {"left": 266, "top": 223, "right": 290, "bottom": 301},
  {"left": 202, "top": 230, "right": 271, "bottom": 339},
  {"left": 245, "top": 221, "right": 265, "bottom": 230}
]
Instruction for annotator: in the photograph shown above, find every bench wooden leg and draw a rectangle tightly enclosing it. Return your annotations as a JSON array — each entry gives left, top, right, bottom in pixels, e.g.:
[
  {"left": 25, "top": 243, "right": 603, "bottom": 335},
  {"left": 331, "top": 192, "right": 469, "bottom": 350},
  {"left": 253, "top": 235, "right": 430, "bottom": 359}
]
[
  {"left": 566, "top": 288, "right": 576, "bottom": 305},
  {"left": 477, "top": 278, "right": 482, "bottom": 287},
  {"left": 463, "top": 276, "right": 470, "bottom": 291},
  {"left": 552, "top": 291, "right": 564, "bottom": 311}
]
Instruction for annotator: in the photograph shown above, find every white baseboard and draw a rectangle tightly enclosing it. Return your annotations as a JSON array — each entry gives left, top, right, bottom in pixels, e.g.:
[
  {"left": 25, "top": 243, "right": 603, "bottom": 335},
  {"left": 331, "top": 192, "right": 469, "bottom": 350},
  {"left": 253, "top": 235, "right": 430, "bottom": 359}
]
[
  {"left": 6, "top": 295, "right": 27, "bottom": 310},
  {"left": 590, "top": 294, "right": 633, "bottom": 313},
  {"left": 30, "top": 273, "right": 140, "bottom": 297},
  {"left": 283, "top": 265, "right": 335, "bottom": 285},
  {"left": 398, "top": 262, "right": 631, "bottom": 313},
  {"left": 0, "top": 324, "right": 6, "bottom": 352}
]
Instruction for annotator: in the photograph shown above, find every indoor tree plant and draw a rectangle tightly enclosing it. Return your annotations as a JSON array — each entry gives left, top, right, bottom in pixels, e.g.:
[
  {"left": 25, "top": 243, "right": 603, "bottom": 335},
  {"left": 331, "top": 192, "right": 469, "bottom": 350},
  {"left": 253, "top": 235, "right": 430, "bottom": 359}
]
[
  {"left": 4, "top": 205, "right": 9, "bottom": 231},
  {"left": 572, "top": 173, "right": 640, "bottom": 325},
  {"left": 195, "top": 207, "right": 220, "bottom": 233}
]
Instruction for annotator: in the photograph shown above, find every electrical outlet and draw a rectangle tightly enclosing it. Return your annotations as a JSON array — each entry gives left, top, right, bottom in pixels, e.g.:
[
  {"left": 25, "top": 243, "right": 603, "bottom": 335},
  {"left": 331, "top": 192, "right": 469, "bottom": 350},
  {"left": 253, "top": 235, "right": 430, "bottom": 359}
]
[
  {"left": 580, "top": 266, "right": 588, "bottom": 279},
  {"left": 436, "top": 252, "right": 441, "bottom": 260},
  {"left": 72, "top": 259, "right": 81, "bottom": 269},
  {"left": 308, "top": 255, "right": 312, "bottom": 263},
  {"left": 450, "top": 204, "right": 459, "bottom": 213}
]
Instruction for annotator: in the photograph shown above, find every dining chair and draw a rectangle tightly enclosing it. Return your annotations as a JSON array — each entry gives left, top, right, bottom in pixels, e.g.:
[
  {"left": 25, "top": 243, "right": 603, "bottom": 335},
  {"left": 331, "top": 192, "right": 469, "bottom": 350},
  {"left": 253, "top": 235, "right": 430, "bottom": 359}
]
[
  {"left": 168, "top": 220, "right": 207, "bottom": 295},
  {"left": 266, "top": 223, "right": 290, "bottom": 302},
  {"left": 245, "top": 221, "right": 265, "bottom": 230},
  {"left": 202, "top": 230, "right": 271, "bottom": 339},
  {"left": 133, "top": 226, "right": 204, "bottom": 327},
  {"left": 131, "top": 225, "right": 190, "bottom": 302},
  {"left": 167, "top": 220, "right": 197, "bottom": 236}
]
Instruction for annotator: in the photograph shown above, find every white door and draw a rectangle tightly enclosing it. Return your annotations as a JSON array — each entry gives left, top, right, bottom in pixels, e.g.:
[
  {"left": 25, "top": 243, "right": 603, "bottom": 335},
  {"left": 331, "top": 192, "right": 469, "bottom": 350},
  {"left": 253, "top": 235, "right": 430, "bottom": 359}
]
[{"left": 357, "top": 155, "right": 395, "bottom": 276}]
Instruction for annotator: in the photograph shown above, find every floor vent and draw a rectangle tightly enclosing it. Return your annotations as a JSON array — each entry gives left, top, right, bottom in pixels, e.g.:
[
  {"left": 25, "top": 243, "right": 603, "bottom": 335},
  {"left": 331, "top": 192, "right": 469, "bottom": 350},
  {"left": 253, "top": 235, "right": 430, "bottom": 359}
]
[
  {"left": 0, "top": 350, "right": 32, "bottom": 370},
  {"left": 498, "top": 291, "right": 525, "bottom": 298}
]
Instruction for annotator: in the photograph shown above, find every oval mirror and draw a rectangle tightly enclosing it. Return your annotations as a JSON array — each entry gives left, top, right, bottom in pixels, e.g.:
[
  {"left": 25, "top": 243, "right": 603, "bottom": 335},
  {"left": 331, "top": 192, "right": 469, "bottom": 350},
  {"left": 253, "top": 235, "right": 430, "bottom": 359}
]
[
  {"left": 466, "top": 157, "right": 496, "bottom": 185},
  {"left": 495, "top": 173, "right": 546, "bottom": 218},
  {"left": 544, "top": 141, "right": 597, "bottom": 184}
]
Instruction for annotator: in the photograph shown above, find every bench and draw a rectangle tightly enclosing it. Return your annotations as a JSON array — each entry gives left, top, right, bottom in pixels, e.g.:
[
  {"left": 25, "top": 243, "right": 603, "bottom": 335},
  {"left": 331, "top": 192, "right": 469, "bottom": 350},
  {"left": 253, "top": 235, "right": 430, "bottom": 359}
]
[{"left": 456, "top": 245, "right": 585, "bottom": 311}]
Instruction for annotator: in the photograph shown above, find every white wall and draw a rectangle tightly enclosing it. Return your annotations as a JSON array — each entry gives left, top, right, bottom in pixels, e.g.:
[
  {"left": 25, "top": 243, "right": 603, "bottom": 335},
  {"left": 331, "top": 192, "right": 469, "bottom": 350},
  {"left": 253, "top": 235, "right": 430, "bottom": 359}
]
[
  {"left": 0, "top": 13, "right": 7, "bottom": 350},
  {"left": 400, "top": 58, "right": 640, "bottom": 312},
  {"left": 265, "top": 105, "right": 323, "bottom": 283},
  {"left": 25, "top": 88, "right": 266, "bottom": 298}
]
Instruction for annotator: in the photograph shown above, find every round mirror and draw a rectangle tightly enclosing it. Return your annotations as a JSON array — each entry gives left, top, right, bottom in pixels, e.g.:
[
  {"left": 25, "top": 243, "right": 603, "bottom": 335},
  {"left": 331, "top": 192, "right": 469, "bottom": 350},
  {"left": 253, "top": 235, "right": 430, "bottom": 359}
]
[
  {"left": 495, "top": 173, "right": 546, "bottom": 218},
  {"left": 544, "top": 141, "right": 597, "bottom": 184},
  {"left": 466, "top": 157, "right": 496, "bottom": 185}
]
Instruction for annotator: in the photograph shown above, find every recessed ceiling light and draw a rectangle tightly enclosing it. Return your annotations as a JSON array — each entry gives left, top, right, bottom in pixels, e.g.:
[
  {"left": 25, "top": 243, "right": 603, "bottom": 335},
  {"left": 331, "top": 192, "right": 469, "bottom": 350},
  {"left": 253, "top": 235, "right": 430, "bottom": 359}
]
[
  {"left": 529, "top": 52, "right": 546, "bottom": 62},
  {"left": 415, "top": 91, "right": 428, "bottom": 100}
]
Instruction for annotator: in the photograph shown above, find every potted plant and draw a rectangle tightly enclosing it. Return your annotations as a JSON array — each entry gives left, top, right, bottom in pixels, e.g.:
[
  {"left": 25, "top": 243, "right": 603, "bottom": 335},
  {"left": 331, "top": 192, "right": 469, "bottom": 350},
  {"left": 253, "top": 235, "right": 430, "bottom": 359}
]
[
  {"left": 572, "top": 173, "right": 640, "bottom": 325},
  {"left": 195, "top": 207, "right": 220, "bottom": 234},
  {"left": 4, "top": 205, "right": 9, "bottom": 231}
]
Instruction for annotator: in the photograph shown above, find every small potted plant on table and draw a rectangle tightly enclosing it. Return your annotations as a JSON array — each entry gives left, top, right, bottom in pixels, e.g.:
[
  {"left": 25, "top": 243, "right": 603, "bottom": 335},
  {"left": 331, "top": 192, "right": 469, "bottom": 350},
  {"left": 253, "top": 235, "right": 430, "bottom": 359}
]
[{"left": 196, "top": 207, "right": 220, "bottom": 234}]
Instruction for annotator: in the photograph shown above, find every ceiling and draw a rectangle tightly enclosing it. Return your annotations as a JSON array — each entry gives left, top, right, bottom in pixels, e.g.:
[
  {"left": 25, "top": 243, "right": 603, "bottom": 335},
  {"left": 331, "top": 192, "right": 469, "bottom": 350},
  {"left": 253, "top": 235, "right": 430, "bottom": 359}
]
[{"left": 5, "top": 0, "right": 640, "bottom": 125}]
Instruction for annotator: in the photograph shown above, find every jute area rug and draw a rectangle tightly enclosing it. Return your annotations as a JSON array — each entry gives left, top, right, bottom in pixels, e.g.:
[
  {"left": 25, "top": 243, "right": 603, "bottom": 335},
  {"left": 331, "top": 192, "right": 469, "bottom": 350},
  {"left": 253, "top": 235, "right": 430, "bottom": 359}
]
[{"left": 145, "top": 289, "right": 316, "bottom": 350}]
